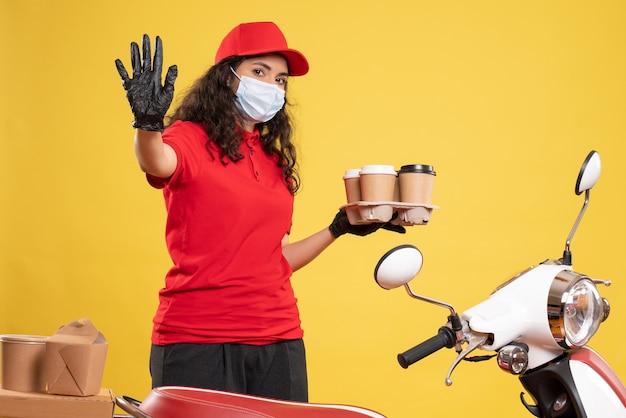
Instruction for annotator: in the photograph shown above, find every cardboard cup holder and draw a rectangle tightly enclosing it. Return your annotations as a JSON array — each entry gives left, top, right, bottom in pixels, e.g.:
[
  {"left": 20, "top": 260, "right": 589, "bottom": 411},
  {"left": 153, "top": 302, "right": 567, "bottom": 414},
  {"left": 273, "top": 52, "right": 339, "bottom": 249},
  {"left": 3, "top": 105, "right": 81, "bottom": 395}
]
[
  {"left": 341, "top": 164, "right": 438, "bottom": 227},
  {"left": 341, "top": 201, "right": 438, "bottom": 226}
]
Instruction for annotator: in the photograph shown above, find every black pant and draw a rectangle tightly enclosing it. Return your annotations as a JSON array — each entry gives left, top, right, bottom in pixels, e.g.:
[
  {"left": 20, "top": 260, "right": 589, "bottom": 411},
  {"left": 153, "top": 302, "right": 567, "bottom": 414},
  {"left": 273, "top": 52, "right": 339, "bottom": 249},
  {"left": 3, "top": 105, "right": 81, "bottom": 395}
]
[{"left": 149, "top": 339, "right": 308, "bottom": 402}]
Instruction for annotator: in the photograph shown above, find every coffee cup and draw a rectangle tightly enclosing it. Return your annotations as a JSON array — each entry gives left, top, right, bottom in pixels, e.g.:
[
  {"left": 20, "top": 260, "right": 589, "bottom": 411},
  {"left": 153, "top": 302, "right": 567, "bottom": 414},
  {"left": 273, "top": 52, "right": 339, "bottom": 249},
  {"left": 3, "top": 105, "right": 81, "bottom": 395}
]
[
  {"left": 398, "top": 164, "right": 436, "bottom": 204},
  {"left": 359, "top": 165, "right": 397, "bottom": 202},
  {"left": 343, "top": 169, "right": 361, "bottom": 203}
]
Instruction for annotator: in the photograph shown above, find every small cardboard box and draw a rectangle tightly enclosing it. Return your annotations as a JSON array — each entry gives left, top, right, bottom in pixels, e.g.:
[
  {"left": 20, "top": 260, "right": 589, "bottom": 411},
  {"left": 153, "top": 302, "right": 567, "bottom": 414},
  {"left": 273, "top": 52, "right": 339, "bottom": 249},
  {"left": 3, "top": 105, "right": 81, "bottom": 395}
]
[
  {"left": 45, "top": 319, "right": 108, "bottom": 397},
  {"left": 0, "top": 387, "right": 115, "bottom": 418}
]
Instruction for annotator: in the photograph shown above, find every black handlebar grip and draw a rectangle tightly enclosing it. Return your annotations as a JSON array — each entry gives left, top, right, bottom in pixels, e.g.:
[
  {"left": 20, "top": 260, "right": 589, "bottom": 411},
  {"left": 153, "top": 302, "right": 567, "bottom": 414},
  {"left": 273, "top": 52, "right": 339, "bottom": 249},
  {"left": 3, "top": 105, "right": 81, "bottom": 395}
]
[{"left": 397, "top": 326, "right": 457, "bottom": 369}]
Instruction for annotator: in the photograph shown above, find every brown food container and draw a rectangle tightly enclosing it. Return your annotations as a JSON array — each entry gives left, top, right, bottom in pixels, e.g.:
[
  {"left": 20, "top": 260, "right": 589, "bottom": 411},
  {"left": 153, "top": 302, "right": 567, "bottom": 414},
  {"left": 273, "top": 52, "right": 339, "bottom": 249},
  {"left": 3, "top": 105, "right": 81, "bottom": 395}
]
[
  {"left": 45, "top": 319, "right": 108, "bottom": 396},
  {"left": 0, "top": 334, "right": 49, "bottom": 393}
]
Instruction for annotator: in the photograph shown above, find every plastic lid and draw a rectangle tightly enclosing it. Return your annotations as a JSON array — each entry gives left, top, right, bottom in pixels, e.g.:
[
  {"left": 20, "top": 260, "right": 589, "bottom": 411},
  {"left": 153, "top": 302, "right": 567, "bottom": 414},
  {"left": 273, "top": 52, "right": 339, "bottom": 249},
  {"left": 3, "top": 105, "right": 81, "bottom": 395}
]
[
  {"left": 343, "top": 169, "right": 361, "bottom": 179},
  {"left": 360, "top": 165, "right": 397, "bottom": 175},
  {"left": 399, "top": 164, "right": 436, "bottom": 176},
  {"left": 0, "top": 334, "right": 49, "bottom": 344}
]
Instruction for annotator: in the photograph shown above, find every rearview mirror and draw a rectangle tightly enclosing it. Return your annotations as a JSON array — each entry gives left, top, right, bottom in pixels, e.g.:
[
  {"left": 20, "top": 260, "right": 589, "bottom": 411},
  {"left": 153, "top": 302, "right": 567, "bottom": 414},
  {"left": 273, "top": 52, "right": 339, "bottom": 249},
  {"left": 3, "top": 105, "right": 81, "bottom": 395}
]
[
  {"left": 374, "top": 245, "right": 423, "bottom": 290},
  {"left": 575, "top": 150, "right": 601, "bottom": 195}
]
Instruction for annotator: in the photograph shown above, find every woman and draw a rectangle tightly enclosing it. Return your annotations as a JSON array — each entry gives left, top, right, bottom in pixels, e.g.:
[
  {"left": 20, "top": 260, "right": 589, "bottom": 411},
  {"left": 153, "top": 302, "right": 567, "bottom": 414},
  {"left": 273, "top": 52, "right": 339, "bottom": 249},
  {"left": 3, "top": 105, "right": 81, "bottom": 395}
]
[{"left": 115, "top": 21, "right": 404, "bottom": 402}]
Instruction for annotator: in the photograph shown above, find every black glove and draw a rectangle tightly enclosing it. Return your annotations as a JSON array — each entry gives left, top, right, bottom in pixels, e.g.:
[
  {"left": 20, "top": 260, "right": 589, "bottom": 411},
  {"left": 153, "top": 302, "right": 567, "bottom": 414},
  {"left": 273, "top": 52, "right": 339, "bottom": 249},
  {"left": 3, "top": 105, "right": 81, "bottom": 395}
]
[
  {"left": 115, "top": 34, "right": 178, "bottom": 132},
  {"left": 329, "top": 209, "right": 406, "bottom": 238}
]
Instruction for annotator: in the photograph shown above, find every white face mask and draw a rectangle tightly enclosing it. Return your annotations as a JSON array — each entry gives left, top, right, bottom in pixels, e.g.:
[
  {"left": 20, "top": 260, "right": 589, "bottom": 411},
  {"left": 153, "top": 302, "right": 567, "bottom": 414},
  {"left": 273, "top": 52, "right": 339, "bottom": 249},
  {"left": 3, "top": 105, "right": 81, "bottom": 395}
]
[{"left": 230, "top": 67, "right": 286, "bottom": 123}]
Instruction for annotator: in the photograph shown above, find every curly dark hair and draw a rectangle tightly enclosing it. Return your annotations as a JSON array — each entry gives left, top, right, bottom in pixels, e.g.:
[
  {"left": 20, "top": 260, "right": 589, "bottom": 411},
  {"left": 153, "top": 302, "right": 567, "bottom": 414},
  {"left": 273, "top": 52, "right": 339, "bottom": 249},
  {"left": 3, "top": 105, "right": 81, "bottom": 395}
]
[{"left": 165, "top": 55, "right": 300, "bottom": 194}]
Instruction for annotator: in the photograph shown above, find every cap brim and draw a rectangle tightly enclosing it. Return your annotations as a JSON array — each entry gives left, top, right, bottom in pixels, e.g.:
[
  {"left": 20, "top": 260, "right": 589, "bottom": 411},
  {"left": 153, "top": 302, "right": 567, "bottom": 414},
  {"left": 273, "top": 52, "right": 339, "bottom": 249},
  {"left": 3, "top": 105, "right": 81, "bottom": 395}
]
[
  {"left": 235, "top": 48, "right": 309, "bottom": 76},
  {"left": 279, "top": 49, "right": 309, "bottom": 76}
]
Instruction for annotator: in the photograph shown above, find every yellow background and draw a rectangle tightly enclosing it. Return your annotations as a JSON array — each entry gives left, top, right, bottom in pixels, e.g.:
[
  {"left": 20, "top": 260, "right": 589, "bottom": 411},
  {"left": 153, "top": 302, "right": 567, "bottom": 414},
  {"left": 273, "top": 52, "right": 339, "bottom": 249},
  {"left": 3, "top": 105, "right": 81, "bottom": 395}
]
[{"left": 1, "top": 1, "right": 625, "bottom": 417}]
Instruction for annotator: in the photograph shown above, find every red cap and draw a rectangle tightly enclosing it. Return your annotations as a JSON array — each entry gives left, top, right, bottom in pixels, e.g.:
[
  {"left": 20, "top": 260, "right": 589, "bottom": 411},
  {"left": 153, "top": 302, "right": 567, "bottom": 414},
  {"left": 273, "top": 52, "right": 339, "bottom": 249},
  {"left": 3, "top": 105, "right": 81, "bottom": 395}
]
[{"left": 215, "top": 22, "right": 309, "bottom": 76}]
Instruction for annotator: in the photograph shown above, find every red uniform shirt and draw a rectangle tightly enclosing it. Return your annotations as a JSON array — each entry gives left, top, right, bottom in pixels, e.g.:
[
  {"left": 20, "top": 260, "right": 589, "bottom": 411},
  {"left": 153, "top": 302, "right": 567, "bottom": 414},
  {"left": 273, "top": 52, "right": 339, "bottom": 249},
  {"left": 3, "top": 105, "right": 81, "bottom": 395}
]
[{"left": 147, "top": 121, "right": 302, "bottom": 345}]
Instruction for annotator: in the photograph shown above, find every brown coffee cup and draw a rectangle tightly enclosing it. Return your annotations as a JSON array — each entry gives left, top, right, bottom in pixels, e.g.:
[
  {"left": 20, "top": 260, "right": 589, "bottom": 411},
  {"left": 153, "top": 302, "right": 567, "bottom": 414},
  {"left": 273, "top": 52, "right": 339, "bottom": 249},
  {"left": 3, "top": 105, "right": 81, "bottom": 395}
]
[
  {"left": 343, "top": 169, "right": 361, "bottom": 203},
  {"left": 398, "top": 164, "right": 436, "bottom": 204},
  {"left": 359, "top": 165, "right": 397, "bottom": 202}
]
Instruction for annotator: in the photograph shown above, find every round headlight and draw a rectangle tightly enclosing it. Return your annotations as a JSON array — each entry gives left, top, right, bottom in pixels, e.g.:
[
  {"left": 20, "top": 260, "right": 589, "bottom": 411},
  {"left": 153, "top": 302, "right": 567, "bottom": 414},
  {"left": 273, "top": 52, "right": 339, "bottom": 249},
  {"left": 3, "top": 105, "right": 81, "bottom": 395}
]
[{"left": 548, "top": 271, "right": 604, "bottom": 348}]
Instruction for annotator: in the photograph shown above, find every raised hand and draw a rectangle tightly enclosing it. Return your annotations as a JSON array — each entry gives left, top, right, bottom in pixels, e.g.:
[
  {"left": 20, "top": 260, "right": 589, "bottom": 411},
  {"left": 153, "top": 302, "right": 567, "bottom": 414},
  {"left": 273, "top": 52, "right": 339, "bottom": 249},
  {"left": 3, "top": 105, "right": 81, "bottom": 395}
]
[{"left": 115, "top": 35, "right": 178, "bottom": 132}]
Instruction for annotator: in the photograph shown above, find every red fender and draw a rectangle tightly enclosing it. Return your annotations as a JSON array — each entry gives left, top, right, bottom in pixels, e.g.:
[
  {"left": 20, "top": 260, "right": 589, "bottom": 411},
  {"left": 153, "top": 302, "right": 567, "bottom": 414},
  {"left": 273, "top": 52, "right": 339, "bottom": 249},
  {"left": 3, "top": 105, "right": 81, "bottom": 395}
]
[{"left": 126, "top": 386, "right": 386, "bottom": 418}]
